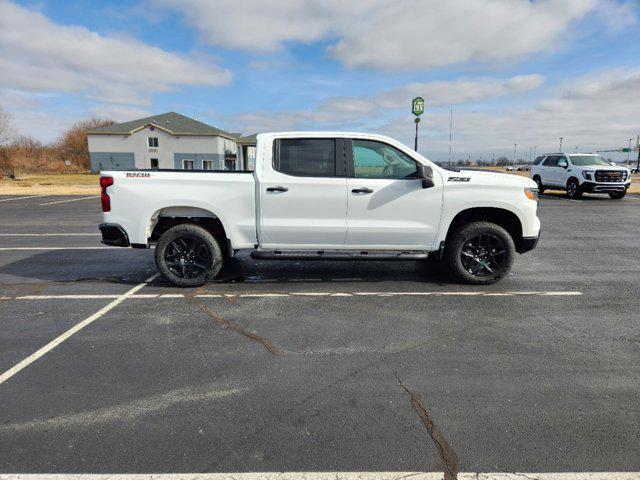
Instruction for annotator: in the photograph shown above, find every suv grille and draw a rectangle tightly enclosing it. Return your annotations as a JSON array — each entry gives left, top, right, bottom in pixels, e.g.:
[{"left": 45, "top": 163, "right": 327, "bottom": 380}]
[{"left": 595, "top": 170, "right": 625, "bottom": 183}]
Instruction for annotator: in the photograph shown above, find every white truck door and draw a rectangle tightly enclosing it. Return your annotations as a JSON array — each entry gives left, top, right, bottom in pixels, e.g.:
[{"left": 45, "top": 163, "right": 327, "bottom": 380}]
[
  {"left": 257, "top": 137, "right": 348, "bottom": 248},
  {"left": 344, "top": 138, "right": 442, "bottom": 249}
]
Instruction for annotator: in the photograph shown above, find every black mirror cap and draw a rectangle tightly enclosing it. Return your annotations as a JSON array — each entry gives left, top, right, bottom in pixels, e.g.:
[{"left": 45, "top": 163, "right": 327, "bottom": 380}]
[{"left": 416, "top": 164, "right": 435, "bottom": 188}]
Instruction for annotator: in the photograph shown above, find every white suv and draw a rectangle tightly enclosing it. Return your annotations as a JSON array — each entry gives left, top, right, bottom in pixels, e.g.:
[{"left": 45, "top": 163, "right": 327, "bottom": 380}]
[{"left": 530, "top": 153, "right": 632, "bottom": 199}]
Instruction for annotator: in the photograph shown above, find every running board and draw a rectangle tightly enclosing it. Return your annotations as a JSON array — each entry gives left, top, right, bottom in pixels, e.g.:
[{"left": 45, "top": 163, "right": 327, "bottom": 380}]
[{"left": 250, "top": 250, "right": 430, "bottom": 261}]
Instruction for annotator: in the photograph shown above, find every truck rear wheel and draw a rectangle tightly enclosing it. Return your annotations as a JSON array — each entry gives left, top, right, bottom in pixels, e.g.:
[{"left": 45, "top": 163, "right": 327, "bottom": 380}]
[
  {"left": 155, "top": 224, "right": 223, "bottom": 287},
  {"left": 446, "top": 221, "right": 515, "bottom": 285}
]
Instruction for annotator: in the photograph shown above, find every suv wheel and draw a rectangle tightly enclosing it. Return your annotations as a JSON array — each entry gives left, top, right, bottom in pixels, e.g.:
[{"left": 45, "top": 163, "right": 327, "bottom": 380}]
[
  {"left": 608, "top": 191, "right": 626, "bottom": 199},
  {"left": 446, "top": 221, "right": 515, "bottom": 285},
  {"left": 155, "top": 224, "right": 224, "bottom": 287},
  {"left": 566, "top": 178, "right": 583, "bottom": 199},
  {"left": 533, "top": 175, "right": 545, "bottom": 194}
]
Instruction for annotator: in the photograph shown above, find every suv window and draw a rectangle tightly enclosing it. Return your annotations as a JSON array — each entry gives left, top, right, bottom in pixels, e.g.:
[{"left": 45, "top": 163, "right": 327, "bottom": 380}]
[
  {"left": 352, "top": 139, "right": 417, "bottom": 179},
  {"left": 543, "top": 155, "right": 560, "bottom": 167},
  {"left": 275, "top": 139, "right": 336, "bottom": 177},
  {"left": 533, "top": 156, "right": 545, "bottom": 165}
]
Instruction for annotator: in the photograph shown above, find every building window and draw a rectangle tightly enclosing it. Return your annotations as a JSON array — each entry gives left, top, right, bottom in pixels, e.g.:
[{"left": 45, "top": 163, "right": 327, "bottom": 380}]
[
  {"left": 224, "top": 148, "right": 237, "bottom": 171},
  {"left": 202, "top": 160, "right": 213, "bottom": 170},
  {"left": 182, "top": 159, "right": 194, "bottom": 170},
  {"left": 150, "top": 158, "right": 159, "bottom": 169},
  {"left": 148, "top": 137, "right": 159, "bottom": 148}
]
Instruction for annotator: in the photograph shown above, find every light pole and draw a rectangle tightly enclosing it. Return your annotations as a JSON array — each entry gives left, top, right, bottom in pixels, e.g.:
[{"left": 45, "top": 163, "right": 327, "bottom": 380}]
[
  {"left": 627, "top": 138, "right": 633, "bottom": 164},
  {"left": 513, "top": 143, "right": 517, "bottom": 164},
  {"left": 559, "top": 137, "right": 563, "bottom": 151},
  {"left": 412, "top": 97, "right": 424, "bottom": 152}
]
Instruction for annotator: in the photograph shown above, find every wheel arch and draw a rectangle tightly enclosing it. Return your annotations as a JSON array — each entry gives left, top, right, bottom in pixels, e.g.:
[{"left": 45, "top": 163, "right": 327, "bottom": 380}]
[
  {"left": 147, "top": 206, "right": 230, "bottom": 254},
  {"left": 444, "top": 207, "right": 526, "bottom": 253}
]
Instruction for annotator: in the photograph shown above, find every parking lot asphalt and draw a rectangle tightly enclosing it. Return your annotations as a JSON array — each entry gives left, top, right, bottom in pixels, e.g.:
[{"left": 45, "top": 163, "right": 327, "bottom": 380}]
[{"left": 0, "top": 193, "right": 639, "bottom": 475}]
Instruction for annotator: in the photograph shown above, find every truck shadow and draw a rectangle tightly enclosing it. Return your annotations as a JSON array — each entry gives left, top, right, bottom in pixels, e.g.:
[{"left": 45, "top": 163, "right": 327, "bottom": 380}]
[
  {"left": 212, "top": 251, "right": 451, "bottom": 285},
  {"left": 0, "top": 249, "right": 157, "bottom": 287},
  {"left": 0, "top": 249, "right": 451, "bottom": 288}
]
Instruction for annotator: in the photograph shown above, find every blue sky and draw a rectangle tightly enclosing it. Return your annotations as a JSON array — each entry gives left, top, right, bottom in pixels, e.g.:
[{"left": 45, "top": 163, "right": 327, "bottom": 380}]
[{"left": 1, "top": 0, "right": 639, "bottom": 161}]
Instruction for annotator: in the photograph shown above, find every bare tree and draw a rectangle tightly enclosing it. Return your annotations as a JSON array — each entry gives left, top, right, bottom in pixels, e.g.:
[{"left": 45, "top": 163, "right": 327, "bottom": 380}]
[
  {"left": 0, "top": 106, "right": 15, "bottom": 146},
  {"left": 0, "top": 106, "right": 16, "bottom": 177},
  {"left": 56, "top": 117, "right": 114, "bottom": 170}
]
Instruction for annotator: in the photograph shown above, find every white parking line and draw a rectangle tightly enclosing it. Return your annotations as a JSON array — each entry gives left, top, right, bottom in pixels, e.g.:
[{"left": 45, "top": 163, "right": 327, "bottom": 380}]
[
  {"left": 39, "top": 196, "right": 99, "bottom": 206},
  {"left": 0, "top": 472, "right": 638, "bottom": 480},
  {"left": 4, "top": 291, "right": 583, "bottom": 300},
  {"left": 0, "top": 233, "right": 100, "bottom": 236},
  {"left": 0, "top": 274, "right": 158, "bottom": 386},
  {"left": 0, "top": 195, "right": 48, "bottom": 203}
]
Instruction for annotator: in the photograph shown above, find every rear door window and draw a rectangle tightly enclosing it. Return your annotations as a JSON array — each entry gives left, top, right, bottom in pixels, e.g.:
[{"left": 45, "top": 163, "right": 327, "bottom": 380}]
[
  {"left": 533, "top": 156, "right": 546, "bottom": 165},
  {"left": 543, "top": 155, "right": 560, "bottom": 167},
  {"left": 275, "top": 138, "right": 336, "bottom": 177}
]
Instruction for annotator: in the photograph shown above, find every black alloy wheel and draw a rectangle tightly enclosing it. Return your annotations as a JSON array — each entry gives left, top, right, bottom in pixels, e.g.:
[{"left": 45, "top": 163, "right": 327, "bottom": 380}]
[
  {"left": 460, "top": 233, "right": 507, "bottom": 277},
  {"left": 164, "top": 236, "right": 212, "bottom": 279}
]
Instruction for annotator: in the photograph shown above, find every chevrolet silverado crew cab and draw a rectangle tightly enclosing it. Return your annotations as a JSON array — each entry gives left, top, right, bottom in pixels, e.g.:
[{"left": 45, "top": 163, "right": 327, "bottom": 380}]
[
  {"left": 98, "top": 132, "right": 540, "bottom": 287},
  {"left": 530, "top": 153, "right": 631, "bottom": 199}
]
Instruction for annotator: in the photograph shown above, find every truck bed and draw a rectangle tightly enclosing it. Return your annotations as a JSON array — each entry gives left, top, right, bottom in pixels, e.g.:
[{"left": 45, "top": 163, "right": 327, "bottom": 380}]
[{"left": 101, "top": 170, "right": 257, "bottom": 248}]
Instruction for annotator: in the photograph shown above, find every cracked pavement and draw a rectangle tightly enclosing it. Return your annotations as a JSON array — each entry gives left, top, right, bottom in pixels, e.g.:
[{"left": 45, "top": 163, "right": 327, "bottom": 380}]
[{"left": 0, "top": 194, "right": 639, "bottom": 473}]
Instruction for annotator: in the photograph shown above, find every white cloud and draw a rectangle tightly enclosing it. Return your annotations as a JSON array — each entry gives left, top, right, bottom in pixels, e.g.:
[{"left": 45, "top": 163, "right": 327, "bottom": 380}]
[
  {"left": 227, "top": 69, "right": 640, "bottom": 161},
  {"left": 163, "top": 0, "right": 635, "bottom": 70},
  {"left": 227, "top": 74, "right": 545, "bottom": 131},
  {"left": 0, "top": 1, "right": 232, "bottom": 106},
  {"left": 381, "top": 69, "right": 640, "bottom": 159}
]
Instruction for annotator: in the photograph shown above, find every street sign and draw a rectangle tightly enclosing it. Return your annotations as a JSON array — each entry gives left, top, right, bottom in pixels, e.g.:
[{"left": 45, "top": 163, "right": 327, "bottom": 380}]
[
  {"left": 412, "top": 97, "right": 424, "bottom": 116},
  {"left": 621, "top": 148, "right": 631, "bottom": 153}
]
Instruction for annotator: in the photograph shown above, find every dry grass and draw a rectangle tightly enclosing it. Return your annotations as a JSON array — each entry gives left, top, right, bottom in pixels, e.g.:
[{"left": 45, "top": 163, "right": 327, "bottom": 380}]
[{"left": 0, "top": 174, "right": 99, "bottom": 195}]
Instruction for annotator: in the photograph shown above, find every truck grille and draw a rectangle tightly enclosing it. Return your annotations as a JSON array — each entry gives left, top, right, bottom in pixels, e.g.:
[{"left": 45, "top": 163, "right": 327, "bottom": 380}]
[{"left": 595, "top": 170, "right": 625, "bottom": 183}]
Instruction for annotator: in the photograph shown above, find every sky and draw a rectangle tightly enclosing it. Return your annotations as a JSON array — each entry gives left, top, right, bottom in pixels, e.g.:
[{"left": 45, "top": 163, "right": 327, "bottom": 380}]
[{"left": 1, "top": 0, "right": 639, "bottom": 162}]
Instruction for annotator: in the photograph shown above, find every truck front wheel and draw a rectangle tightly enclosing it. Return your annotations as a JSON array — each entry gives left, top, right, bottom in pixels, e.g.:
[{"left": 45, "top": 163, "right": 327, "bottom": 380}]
[
  {"left": 446, "top": 221, "right": 515, "bottom": 285},
  {"left": 155, "top": 224, "right": 224, "bottom": 287}
]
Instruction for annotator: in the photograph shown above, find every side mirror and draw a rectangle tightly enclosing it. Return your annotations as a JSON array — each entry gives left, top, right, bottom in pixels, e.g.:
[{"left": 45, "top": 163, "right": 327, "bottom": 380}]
[
  {"left": 558, "top": 160, "right": 568, "bottom": 169},
  {"left": 416, "top": 164, "right": 435, "bottom": 189}
]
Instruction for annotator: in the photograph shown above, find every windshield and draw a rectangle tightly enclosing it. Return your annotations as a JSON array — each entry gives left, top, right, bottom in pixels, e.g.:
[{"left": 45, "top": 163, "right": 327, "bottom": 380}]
[{"left": 569, "top": 155, "right": 611, "bottom": 166}]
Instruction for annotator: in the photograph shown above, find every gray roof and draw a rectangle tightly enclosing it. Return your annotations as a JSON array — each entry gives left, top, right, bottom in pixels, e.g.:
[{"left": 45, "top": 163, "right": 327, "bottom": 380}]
[
  {"left": 87, "top": 112, "right": 235, "bottom": 138},
  {"left": 236, "top": 133, "right": 258, "bottom": 144}
]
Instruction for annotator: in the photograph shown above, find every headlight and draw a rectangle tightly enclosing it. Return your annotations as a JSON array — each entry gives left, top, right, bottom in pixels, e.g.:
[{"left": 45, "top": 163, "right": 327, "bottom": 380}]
[
  {"left": 524, "top": 187, "right": 538, "bottom": 201},
  {"left": 582, "top": 170, "right": 594, "bottom": 180}
]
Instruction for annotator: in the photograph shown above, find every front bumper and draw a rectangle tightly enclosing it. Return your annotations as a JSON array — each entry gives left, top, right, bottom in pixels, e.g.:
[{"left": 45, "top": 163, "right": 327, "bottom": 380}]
[
  {"left": 518, "top": 234, "right": 539, "bottom": 254},
  {"left": 581, "top": 181, "right": 630, "bottom": 193},
  {"left": 99, "top": 223, "right": 130, "bottom": 247}
]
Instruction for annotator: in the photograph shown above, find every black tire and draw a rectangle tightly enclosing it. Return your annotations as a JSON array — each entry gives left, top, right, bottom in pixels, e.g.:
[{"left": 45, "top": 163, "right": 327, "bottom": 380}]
[
  {"left": 155, "top": 224, "right": 224, "bottom": 287},
  {"left": 608, "top": 191, "right": 626, "bottom": 199},
  {"left": 566, "top": 178, "right": 583, "bottom": 199},
  {"left": 446, "top": 221, "right": 515, "bottom": 285},
  {"left": 533, "top": 175, "right": 545, "bottom": 194}
]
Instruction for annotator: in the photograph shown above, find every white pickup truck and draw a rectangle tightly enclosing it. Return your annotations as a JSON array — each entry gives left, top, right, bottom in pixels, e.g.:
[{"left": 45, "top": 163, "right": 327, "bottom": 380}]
[{"left": 99, "top": 132, "right": 540, "bottom": 286}]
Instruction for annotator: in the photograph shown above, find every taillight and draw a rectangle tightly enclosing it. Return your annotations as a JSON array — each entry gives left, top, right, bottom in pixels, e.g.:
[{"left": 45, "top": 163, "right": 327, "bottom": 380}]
[{"left": 100, "top": 176, "right": 113, "bottom": 212}]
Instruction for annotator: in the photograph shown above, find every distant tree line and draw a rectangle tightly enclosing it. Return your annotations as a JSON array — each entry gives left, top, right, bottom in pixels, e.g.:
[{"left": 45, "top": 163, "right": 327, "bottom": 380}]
[
  {"left": 434, "top": 156, "right": 531, "bottom": 168},
  {"left": 0, "top": 106, "right": 113, "bottom": 177}
]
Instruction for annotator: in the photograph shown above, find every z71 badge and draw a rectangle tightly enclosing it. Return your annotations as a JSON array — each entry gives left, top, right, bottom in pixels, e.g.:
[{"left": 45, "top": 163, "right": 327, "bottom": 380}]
[{"left": 448, "top": 176, "right": 470, "bottom": 182}]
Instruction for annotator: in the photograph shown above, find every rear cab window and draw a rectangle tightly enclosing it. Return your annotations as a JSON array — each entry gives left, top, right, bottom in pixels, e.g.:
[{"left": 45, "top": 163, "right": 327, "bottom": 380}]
[{"left": 274, "top": 138, "right": 337, "bottom": 177}]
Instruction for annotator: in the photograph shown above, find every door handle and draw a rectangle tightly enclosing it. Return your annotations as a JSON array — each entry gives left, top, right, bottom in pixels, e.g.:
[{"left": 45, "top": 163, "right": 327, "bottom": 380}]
[
  {"left": 351, "top": 187, "right": 373, "bottom": 194},
  {"left": 266, "top": 186, "right": 288, "bottom": 192}
]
